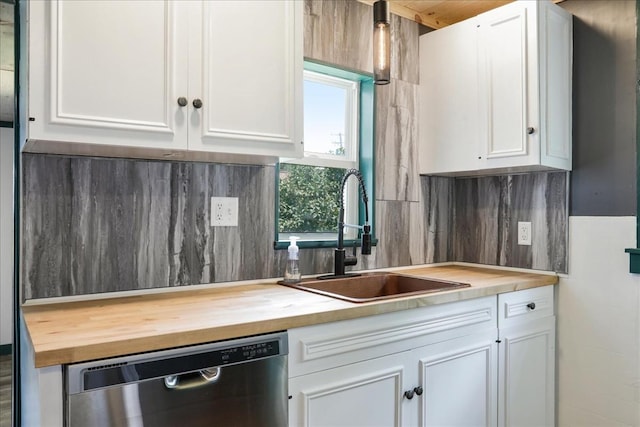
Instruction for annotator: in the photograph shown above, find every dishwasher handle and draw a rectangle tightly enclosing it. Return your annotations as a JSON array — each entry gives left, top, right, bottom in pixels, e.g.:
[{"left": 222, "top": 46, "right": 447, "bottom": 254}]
[{"left": 164, "top": 367, "right": 221, "bottom": 391}]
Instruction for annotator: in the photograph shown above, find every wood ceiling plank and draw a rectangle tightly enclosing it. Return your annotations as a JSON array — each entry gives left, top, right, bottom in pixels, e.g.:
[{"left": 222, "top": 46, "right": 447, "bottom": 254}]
[
  {"left": 403, "top": 0, "right": 511, "bottom": 27},
  {"left": 357, "top": 0, "right": 566, "bottom": 28}
]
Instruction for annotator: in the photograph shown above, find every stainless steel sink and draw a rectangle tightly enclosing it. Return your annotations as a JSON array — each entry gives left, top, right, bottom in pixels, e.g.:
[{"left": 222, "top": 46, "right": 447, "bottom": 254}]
[{"left": 280, "top": 272, "right": 470, "bottom": 303}]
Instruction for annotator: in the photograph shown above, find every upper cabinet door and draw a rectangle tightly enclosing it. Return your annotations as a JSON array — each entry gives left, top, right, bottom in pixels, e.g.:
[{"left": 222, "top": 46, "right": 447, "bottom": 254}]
[
  {"left": 188, "top": 0, "right": 303, "bottom": 159},
  {"left": 478, "top": 2, "right": 533, "bottom": 164},
  {"left": 418, "top": 0, "right": 571, "bottom": 176},
  {"left": 418, "top": 18, "right": 480, "bottom": 175},
  {"left": 477, "top": 0, "right": 572, "bottom": 172},
  {"left": 27, "top": 0, "right": 189, "bottom": 150}
]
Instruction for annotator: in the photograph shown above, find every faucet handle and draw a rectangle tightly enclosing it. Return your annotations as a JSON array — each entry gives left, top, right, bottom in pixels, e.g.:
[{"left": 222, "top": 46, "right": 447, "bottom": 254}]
[{"left": 361, "top": 224, "right": 372, "bottom": 255}]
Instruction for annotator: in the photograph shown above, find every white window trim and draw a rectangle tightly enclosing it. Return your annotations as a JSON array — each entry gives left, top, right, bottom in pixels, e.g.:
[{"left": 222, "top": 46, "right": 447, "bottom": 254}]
[
  {"left": 286, "top": 70, "right": 359, "bottom": 169},
  {"left": 280, "top": 70, "right": 361, "bottom": 242}
]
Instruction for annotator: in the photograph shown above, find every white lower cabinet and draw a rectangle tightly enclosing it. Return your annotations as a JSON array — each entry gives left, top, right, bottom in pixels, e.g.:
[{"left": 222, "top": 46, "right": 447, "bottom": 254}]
[
  {"left": 497, "top": 287, "right": 556, "bottom": 427},
  {"left": 416, "top": 331, "right": 498, "bottom": 427},
  {"left": 289, "top": 351, "right": 410, "bottom": 427},
  {"left": 289, "top": 333, "right": 499, "bottom": 427},
  {"left": 288, "top": 286, "right": 556, "bottom": 427},
  {"left": 288, "top": 296, "right": 499, "bottom": 427}
]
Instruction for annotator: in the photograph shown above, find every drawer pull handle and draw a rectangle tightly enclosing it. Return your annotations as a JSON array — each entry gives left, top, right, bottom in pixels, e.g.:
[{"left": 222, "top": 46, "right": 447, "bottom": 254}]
[
  {"left": 413, "top": 386, "right": 423, "bottom": 396},
  {"left": 404, "top": 389, "right": 415, "bottom": 400},
  {"left": 526, "top": 302, "right": 536, "bottom": 310}
]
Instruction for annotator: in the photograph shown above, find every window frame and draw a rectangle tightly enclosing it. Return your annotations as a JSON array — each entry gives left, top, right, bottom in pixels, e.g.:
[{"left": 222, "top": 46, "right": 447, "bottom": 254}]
[
  {"left": 287, "top": 70, "right": 360, "bottom": 169},
  {"left": 274, "top": 61, "right": 376, "bottom": 250}
]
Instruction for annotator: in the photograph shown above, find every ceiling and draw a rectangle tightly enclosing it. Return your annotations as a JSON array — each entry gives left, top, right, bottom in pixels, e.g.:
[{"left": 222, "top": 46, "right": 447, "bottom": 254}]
[
  {"left": 359, "top": 0, "right": 511, "bottom": 28},
  {"left": 358, "top": 0, "right": 565, "bottom": 29}
]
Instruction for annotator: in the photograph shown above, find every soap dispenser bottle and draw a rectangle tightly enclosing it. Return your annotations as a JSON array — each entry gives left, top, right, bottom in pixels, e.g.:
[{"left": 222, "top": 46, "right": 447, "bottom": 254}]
[{"left": 284, "top": 236, "right": 301, "bottom": 284}]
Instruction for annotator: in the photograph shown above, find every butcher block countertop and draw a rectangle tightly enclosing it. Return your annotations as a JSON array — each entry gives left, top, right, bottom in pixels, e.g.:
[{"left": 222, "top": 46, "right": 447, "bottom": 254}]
[{"left": 22, "top": 264, "right": 558, "bottom": 368}]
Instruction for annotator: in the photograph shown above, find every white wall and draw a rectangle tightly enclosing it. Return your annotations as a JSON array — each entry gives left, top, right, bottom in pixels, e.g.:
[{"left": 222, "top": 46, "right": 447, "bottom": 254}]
[
  {"left": 0, "top": 126, "right": 14, "bottom": 346},
  {"left": 557, "top": 216, "right": 640, "bottom": 426}
]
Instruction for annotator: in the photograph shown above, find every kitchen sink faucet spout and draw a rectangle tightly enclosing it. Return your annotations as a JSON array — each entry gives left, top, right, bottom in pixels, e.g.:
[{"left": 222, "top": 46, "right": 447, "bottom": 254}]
[{"left": 320, "top": 168, "right": 371, "bottom": 279}]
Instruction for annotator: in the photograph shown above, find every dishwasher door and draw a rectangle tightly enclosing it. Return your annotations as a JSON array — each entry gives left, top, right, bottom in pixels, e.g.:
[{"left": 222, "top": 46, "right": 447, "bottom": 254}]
[{"left": 66, "top": 332, "right": 288, "bottom": 427}]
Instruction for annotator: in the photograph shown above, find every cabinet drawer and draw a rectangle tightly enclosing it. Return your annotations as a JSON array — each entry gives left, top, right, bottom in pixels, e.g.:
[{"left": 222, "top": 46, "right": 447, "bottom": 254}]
[
  {"left": 289, "top": 296, "right": 497, "bottom": 378},
  {"left": 498, "top": 285, "right": 554, "bottom": 328}
]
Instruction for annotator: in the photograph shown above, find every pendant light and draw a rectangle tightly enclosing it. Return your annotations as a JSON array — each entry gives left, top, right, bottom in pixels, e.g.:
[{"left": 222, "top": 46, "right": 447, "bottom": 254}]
[{"left": 373, "top": 0, "right": 390, "bottom": 85}]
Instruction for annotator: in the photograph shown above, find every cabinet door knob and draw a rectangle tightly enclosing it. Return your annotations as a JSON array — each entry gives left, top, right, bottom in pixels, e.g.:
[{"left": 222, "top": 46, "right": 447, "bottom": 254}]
[
  {"left": 177, "top": 97, "right": 188, "bottom": 107},
  {"left": 403, "top": 389, "right": 415, "bottom": 400},
  {"left": 192, "top": 98, "right": 203, "bottom": 109},
  {"left": 527, "top": 127, "right": 535, "bottom": 135},
  {"left": 413, "top": 386, "right": 423, "bottom": 396},
  {"left": 527, "top": 302, "right": 536, "bottom": 310}
]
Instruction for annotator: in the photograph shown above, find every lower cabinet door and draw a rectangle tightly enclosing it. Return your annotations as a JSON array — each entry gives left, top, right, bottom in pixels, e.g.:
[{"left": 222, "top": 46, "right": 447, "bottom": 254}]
[
  {"left": 289, "top": 352, "right": 411, "bottom": 427},
  {"left": 416, "top": 331, "right": 499, "bottom": 427},
  {"left": 498, "top": 316, "right": 556, "bottom": 427}
]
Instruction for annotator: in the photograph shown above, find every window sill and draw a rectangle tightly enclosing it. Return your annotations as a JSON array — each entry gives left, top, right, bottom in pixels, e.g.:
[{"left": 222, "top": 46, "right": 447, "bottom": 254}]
[
  {"left": 274, "top": 238, "right": 378, "bottom": 250},
  {"left": 624, "top": 248, "right": 640, "bottom": 273}
]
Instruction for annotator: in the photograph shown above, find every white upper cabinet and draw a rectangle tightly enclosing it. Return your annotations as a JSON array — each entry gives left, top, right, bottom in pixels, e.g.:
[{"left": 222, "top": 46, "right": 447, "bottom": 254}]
[
  {"left": 188, "top": 1, "right": 302, "bottom": 158},
  {"left": 418, "top": 17, "right": 480, "bottom": 175},
  {"left": 418, "top": 0, "right": 572, "bottom": 176},
  {"left": 24, "top": 0, "right": 303, "bottom": 163},
  {"left": 26, "top": 1, "right": 189, "bottom": 151},
  {"left": 477, "top": 0, "right": 572, "bottom": 172}
]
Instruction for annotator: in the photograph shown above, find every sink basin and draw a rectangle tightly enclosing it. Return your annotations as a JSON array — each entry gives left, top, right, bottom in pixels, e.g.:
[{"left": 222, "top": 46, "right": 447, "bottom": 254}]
[{"left": 280, "top": 272, "right": 470, "bottom": 303}]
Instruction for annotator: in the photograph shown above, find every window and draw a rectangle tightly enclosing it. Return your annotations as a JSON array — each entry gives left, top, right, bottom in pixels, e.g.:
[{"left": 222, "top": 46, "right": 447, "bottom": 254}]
[{"left": 275, "top": 62, "right": 375, "bottom": 249}]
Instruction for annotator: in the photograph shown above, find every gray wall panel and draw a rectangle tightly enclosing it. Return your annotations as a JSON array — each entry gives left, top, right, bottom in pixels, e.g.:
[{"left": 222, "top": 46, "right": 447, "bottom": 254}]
[{"left": 560, "top": 0, "right": 637, "bottom": 216}]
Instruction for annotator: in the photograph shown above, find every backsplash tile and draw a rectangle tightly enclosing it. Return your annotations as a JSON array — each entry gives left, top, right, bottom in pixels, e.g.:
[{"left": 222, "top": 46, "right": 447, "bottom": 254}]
[
  {"left": 375, "top": 78, "right": 420, "bottom": 202},
  {"left": 304, "top": 0, "right": 373, "bottom": 74},
  {"left": 22, "top": 156, "right": 568, "bottom": 299},
  {"left": 451, "top": 172, "right": 568, "bottom": 273},
  {"left": 390, "top": 13, "right": 419, "bottom": 84},
  {"left": 421, "top": 176, "right": 455, "bottom": 264},
  {"left": 409, "top": 201, "right": 426, "bottom": 265},
  {"left": 187, "top": 162, "right": 276, "bottom": 284},
  {"left": 371, "top": 200, "right": 412, "bottom": 268},
  {"left": 453, "top": 176, "right": 504, "bottom": 265},
  {"left": 22, "top": 155, "right": 73, "bottom": 298},
  {"left": 22, "top": 155, "right": 276, "bottom": 299}
]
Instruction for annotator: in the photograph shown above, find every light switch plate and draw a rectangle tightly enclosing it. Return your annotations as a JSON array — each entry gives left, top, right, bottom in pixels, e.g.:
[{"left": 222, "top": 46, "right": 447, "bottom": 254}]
[
  {"left": 518, "top": 221, "right": 532, "bottom": 246},
  {"left": 211, "top": 197, "right": 238, "bottom": 227}
]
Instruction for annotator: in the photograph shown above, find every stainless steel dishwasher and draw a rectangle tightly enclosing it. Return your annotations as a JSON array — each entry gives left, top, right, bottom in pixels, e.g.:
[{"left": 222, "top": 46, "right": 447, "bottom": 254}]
[{"left": 65, "top": 331, "right": 288, "bottom": 427}]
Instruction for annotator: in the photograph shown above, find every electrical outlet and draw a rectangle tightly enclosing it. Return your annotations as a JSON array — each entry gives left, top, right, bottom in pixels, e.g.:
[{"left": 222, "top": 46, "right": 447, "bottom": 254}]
[
  {"left": 211, "top": 197, "right": 238, "bottom": 227},
  {"left": 518, "top": 221, "right": 532, "bottom": 246}
]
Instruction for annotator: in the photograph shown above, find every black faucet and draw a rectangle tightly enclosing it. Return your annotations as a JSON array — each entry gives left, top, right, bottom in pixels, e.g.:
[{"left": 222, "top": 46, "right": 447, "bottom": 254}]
[{"left": 320, "top": 168, "right": 372, "bottom": 279}]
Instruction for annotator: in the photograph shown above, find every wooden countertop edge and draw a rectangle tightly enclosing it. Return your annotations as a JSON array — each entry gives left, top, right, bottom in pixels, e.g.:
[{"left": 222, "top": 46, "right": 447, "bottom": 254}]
[{"left": 25, "top": 264, "right": 559, "bottom": 367}]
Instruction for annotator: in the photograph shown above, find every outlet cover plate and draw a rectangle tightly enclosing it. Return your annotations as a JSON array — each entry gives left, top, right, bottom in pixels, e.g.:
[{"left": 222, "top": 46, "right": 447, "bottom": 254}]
[
  {"left": 211, "top": 197, "right": 238, "bottom": 227},
  {"left": 518, "top": 221, "right": 531, "bottom": 246}
]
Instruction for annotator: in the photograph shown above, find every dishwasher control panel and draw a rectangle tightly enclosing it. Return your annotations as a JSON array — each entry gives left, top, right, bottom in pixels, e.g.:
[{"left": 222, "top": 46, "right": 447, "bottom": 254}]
[
  {"left": 66, "top": 331, "right": 288, "bottom": 394},
  {"left": 222, "top": 341, "right": 280, "bottom": 363}
]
